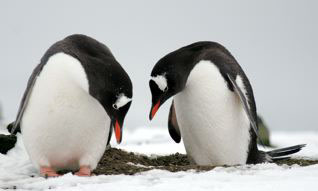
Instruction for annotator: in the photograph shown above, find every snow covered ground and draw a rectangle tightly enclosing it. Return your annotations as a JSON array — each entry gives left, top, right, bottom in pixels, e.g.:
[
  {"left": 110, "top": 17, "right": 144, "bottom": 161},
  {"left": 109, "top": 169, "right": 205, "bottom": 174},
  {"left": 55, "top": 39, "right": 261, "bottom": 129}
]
[{"left": 0, "top": 126, "right": 318, "bottom": 191}]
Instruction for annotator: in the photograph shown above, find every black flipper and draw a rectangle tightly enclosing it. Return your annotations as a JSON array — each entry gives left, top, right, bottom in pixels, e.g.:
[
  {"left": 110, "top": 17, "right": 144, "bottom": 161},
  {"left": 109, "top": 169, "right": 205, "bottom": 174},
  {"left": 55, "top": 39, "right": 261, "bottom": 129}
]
[
  {"left": 266, "top": 144, "right": 306, "bottom": 161},
  {"left": 168, "top": 100, "right": 181, "bottom": 143},
  {"left": 1, "top": 62, "right": 44, "bottom": 154},
  {"left": 107, "top": 122, "right": 113, "bottom": 146},
  {"left": 227, "top": 74, "right": 265, "bottom": 146},
  {"left": 10, "top": 63, "right": 44, "bottom": 135},
  {"left": 7, "top": 122, "right": 20, "bottom": 135}
]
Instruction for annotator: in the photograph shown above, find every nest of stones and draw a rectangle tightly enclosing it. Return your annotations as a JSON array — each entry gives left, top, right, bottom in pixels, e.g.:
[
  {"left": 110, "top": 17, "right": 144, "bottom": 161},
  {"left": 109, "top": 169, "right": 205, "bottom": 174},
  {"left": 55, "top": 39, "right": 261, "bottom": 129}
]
[{"left": 88, "top": 147, "right": 318, "bottom": 175}]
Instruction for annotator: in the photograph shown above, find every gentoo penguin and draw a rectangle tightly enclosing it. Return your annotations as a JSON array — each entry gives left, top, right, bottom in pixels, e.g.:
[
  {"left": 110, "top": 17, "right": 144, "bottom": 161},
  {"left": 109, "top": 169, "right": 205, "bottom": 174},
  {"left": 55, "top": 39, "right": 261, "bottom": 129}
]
[
  {"left": 149, "top": 41, "right": 305, "bottom": 165},
  {"left": 8, "top": 34, "right": 133, "bottom": 176}
]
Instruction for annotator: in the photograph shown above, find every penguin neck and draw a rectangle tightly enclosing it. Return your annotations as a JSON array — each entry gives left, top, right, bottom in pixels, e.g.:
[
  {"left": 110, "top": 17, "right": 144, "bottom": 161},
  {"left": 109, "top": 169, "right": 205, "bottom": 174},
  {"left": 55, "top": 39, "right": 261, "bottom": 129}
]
[{"left": 43, "top": 52, "right": 89, "bottom": 93}]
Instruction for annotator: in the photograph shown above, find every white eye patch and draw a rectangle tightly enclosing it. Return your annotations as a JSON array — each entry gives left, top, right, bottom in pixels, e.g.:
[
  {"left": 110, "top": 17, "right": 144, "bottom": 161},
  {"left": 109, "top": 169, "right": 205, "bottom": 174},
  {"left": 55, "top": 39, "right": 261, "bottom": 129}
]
[
  {"left": 113, "top": 94, "right": 132, "bottom": 109},
  {"left": 151, "top": 74, "right": 167, "bottom": 92}
]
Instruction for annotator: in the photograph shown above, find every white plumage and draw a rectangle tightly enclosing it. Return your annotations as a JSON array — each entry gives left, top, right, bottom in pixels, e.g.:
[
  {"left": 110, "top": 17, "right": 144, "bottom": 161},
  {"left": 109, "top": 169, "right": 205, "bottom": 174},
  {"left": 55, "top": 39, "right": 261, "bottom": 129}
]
[
  {"left": 173, "top": 60, "right": 250, "bottom": 165},
  {"left": 151, "top": 74, "right": 167, "bottom": 91},
  {"left": 114, "top": 94, "right": 132, "bottom": 109},
  {"left": 21, "top": 53, "right": 110, "bottom": 171}
]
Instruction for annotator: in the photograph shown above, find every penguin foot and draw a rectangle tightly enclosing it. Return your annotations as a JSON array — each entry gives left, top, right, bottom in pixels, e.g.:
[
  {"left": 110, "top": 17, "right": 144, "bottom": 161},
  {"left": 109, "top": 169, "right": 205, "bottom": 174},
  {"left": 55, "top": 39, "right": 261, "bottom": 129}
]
[
  {"left": 40, "top": 166, "right": 60, "bottom": 178},
  {"left": 75, "top": 166, "right": 91, "bottom": 176}
]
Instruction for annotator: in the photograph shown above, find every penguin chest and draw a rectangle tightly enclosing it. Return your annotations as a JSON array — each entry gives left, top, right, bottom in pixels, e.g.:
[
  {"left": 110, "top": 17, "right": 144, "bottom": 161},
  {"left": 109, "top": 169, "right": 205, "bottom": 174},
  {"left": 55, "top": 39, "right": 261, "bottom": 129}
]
[
  {"left": 21, "top": 53, "right": 110, "bottom": 170},
  {"left": 174, "top": 61, "right": 251, "bottom": 165}
]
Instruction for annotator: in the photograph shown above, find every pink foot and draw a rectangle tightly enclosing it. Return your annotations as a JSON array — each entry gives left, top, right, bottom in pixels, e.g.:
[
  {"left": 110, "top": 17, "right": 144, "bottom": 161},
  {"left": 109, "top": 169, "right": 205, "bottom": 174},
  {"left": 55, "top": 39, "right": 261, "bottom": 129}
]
[
  {"left": 75, "top": 166, "right": 91, "bottom": 176},
  {"left": 40, "top": 166, "right": 60, "bottom": 178}
]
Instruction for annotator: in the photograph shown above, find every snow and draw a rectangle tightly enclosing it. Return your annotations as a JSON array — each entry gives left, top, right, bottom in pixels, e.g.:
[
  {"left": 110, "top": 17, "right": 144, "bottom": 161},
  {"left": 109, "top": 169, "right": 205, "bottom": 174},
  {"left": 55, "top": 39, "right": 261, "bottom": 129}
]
[{"left": 1, "top": 126, "right": 318, "bottom": 191}]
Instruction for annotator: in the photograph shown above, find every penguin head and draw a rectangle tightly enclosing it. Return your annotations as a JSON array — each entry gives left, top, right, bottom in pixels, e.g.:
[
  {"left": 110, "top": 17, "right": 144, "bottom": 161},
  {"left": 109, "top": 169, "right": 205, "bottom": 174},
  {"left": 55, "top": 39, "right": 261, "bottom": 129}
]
[
  {"left": 149, "top": 49, "right": 194, "bottom": 120},
  {"left": 109, "top": 92, "right": 132, "bottom": 144},
  {"left": 104, "top": 67, "right": 133, "bottom": 144},
  {"left": 149, "top": 73, "right": 175, "bottom": 120}
]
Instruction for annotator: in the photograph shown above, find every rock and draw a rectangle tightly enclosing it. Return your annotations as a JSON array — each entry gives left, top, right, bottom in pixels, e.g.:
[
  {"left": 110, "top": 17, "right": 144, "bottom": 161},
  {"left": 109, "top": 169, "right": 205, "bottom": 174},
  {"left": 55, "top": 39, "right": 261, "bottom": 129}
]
[{"left": 0, "top": 134, "right": 17, "bottom": 154}]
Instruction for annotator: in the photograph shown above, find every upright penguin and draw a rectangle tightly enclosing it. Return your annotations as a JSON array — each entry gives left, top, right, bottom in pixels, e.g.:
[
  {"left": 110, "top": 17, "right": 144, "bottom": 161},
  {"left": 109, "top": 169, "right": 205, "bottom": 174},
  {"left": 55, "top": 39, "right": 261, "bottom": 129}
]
[
  {"left": 149, "top": 41, "right": 304, "bottom": 165},
  {"left": 9, "top": 34, "right": 133, "bottom": 176}
]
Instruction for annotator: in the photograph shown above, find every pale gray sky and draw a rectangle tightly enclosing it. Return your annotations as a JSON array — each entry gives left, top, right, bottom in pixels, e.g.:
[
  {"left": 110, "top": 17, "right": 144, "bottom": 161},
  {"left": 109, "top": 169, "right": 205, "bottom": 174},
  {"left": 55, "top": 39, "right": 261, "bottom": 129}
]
[{"left": 0, "top": 0, "right": 317, "bottom": 131}]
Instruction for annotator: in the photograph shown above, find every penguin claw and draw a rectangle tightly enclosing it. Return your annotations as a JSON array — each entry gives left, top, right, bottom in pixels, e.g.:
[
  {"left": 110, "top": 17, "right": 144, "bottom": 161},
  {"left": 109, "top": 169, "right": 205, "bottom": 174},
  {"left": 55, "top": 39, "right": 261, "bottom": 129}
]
[
  {"left": 40, "top": 167, "right": 60, "bottom": 178},
  {"left": 75, "top": 166, "right": 91, "bottom": 176}
]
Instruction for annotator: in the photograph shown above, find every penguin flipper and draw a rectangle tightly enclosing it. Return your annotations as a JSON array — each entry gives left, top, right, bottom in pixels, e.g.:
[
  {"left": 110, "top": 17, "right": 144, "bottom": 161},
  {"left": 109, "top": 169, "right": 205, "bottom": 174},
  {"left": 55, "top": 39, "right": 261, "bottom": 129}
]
[
  {"left": 10, "top": 63, "right": 44, "bottom": 135},
  {"left": 227, "top": 74, "right": 264, "bottom": 146},
  {"left": 168, "top": 100, "right": 181, "bottom": 143},
  {"left": 7, "top": 122, "right": 21, "bottom": 135}
]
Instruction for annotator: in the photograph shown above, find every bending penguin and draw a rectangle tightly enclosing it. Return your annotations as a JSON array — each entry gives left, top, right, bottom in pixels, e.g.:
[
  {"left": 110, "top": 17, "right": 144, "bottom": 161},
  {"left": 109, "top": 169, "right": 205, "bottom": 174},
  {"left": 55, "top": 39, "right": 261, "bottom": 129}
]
[
  {"left": 149, "top": 41, "right": 305, "bottom": 165},
  {"left": 8, "top": 34, "right": 133, "bottom": 176}
]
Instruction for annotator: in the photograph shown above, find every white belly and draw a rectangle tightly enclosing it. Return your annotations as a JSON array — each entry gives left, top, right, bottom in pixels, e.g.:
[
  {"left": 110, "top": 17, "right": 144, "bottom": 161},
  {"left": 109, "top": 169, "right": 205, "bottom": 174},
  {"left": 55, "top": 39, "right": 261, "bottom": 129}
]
[
  {"left": 21, "top": 53, "right": 109, "bottom": 171},
  {"left": 174, "top": 61, "right": 250, "bottom": 165}
]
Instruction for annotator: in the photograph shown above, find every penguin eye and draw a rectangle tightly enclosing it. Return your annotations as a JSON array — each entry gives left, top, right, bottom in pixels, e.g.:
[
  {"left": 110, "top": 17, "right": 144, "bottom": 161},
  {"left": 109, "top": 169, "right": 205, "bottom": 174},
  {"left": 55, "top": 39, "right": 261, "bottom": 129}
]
[
  {"left": 112, "top": 104, "right": 118, "bottom": 110},
  {"left": 164, "top": 87, "right": 168, "bottom": 92}
]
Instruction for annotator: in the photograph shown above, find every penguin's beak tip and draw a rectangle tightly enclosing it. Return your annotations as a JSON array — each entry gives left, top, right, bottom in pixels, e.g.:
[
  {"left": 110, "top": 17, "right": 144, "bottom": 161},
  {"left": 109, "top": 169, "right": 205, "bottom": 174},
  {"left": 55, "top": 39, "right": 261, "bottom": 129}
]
[
  {"left": 149, "top": 101, "right": 160, "bottom": 121},
  {"left": 149, "top": 112, "right": 154, "bottom": 121}
]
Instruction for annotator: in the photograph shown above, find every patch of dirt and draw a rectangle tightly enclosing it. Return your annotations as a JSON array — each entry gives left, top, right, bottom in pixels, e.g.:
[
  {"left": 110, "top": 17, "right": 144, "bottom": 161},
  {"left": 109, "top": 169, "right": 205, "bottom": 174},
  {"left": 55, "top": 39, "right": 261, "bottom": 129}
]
[
  {"left": 274, "top": 158, "right": 318, "bottom": 166},
  {"left": 93, "top": 147, "right": 318, "bottom": 175}
]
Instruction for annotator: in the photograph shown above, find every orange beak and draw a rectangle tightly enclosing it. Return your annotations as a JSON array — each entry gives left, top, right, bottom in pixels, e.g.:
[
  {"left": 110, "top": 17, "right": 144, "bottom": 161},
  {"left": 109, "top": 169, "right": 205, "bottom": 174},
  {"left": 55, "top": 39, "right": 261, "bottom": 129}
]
[
  {"left": 115, "top": 120, "right": 122, "bottom": 144},
  {"left": 150, "top": 101, "right": 160, "bottom": 120}
]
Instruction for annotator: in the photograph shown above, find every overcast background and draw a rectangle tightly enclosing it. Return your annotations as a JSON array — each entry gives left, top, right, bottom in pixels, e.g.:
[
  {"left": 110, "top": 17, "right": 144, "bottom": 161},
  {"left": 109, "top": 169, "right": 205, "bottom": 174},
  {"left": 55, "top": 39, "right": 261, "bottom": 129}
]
[{"left": 0, "top": 0, "right": 317, "bottom": 131}]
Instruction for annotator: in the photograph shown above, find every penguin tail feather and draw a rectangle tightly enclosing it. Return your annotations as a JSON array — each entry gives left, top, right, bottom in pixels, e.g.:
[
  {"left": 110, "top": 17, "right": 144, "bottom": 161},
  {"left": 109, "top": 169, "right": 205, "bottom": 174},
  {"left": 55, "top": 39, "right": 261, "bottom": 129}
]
[{"left": 266, "top": 144, "right": 306, "bottom": 161}]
